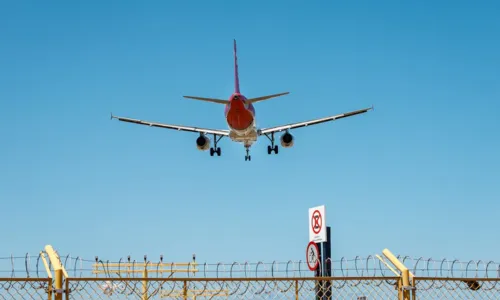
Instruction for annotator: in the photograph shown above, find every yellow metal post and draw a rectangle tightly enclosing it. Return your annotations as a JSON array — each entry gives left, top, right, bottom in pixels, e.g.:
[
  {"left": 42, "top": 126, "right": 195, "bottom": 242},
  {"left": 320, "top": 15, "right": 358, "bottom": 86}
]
[
  {"left": 47, "top": 278, "right": 52, "bottom": 300},
  {"left": 55, "top": 269, "right": 62, "bottom": 300},
  {"left": 382, "top": 249, "right": 411, "bottom": 300},
  {"left": 142, "top": 267, "right": 148, "bottom": 300},
  {"left": 66, "top": 279, "right": 70, "bottom": 299},
  {"left": 412, "top": 276, "right": 416, "bottom": 299},
  {"left": 396, "top": 277, "right": 404, "bottom": 300},
  {"left": 40, "top": 252, "right": 53, "bottom": 300},
  {"left": 45, "top": 245, "right": 65, "bottom": 300},
  {"left": 295, "top": 280, "right": 299, "bottom": 300}
]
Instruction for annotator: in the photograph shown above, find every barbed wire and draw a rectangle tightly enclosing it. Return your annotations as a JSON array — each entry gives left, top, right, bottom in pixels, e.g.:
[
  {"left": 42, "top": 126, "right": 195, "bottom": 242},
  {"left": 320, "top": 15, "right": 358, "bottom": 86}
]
[{"left": 1, "top": 253, "right": 499, "bottom": 279}]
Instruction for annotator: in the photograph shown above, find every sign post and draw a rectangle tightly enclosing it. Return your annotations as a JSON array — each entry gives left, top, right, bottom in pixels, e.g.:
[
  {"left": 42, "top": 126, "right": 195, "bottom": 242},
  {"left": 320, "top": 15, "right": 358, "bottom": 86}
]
[{"left": 308, "top": 205, "right": 331, "bottom": 299}]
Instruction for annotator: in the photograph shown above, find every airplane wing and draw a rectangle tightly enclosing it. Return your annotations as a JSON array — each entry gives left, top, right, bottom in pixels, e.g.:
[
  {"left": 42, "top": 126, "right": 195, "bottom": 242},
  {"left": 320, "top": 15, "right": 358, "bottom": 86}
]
[
  {"left": 258, "top": 106, "right": 373, "bottom": 135},
  {"left": 111, "top": 114, "right": 230, "bottom": 136}
]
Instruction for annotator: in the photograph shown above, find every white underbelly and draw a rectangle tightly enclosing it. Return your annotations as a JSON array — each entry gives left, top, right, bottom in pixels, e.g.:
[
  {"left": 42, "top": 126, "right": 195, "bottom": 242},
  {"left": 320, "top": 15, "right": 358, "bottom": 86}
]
[
  {"left": 229, "top": 127, "right": 258, "bottom": 142},
  {"left": 228, "top": 119, "right": 256, "bottom": 135}
]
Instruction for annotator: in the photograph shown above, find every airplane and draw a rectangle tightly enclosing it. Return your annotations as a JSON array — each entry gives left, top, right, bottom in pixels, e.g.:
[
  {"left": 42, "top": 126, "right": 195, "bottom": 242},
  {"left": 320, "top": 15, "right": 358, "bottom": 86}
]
[{"left": 111, "top": 40, "right": 373, "bottom": 161}]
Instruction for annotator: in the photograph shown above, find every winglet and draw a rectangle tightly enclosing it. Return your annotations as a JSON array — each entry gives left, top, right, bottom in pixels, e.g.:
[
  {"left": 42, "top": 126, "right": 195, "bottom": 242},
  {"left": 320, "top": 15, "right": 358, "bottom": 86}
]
[{"left": 110, "top": 112, "right": 114, "bottom": 120}]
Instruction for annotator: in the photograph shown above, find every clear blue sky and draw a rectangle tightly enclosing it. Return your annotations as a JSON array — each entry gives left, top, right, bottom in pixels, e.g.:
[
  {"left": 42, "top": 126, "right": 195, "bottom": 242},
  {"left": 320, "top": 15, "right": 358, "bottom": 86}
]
[{"left": 1, "top": 0, "right": 499, "bottom": 265}]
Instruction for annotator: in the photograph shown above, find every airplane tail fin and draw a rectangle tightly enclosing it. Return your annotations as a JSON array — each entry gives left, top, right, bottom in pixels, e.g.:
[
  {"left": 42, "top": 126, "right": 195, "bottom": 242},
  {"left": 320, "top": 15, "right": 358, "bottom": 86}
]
[
  {"left": 181, "top": 40, "right": 240, "bottom": 105},
  {"left": 183, "top": 40, "right": 289, "bottom": 105},
  {"left": 234, "top": 39, "right": 240, "bottom": 93}
]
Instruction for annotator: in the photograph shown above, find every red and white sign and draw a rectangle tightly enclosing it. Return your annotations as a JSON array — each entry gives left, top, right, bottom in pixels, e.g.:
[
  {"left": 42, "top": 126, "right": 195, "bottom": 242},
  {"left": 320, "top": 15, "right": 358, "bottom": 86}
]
[
  {"left": 306, "top": 241, "right": 320, "bottom": 271},
  {"left": 309, "top": 205, "right": 327, "bottom": 243}
]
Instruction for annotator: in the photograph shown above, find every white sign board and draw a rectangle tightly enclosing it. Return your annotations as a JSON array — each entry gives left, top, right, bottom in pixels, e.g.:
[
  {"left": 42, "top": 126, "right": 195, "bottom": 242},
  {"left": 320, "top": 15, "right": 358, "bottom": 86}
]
[{"left": 309, "top": 205, "right": 327, "bottom": 243}]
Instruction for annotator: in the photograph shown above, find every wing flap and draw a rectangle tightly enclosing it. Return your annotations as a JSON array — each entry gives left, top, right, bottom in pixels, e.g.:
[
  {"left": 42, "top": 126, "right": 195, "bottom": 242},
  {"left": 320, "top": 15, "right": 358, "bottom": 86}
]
[{"left": 112, "top": 114, "right": 229, "bottom": 136}]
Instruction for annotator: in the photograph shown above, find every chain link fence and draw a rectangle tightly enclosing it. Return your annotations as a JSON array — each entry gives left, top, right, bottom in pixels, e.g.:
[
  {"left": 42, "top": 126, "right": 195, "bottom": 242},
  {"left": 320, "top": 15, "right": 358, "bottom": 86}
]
[
  {"left": 2, "top": 277, "right": 500, "bottom": 299},
  {"left": 2, "top": 246, "right": 499, "bottom": 299},
  {"left": 63, "top": 277, "right": 399, "bottom": 299},
  {"left": 2, "top": 276, "right": 500, "bottom": 299},
  {"left": 413, "top": 277, "right": 500, "bottom": 299},
  {"left": 0, "top": 278, "right": 52, "bottom": 299}
]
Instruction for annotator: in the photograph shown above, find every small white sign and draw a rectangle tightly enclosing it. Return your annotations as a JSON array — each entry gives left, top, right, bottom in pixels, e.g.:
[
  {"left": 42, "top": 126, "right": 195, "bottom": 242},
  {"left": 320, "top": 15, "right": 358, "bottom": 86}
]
[{"left": 309, "top": 205, "right": 327, "bottom": 243}]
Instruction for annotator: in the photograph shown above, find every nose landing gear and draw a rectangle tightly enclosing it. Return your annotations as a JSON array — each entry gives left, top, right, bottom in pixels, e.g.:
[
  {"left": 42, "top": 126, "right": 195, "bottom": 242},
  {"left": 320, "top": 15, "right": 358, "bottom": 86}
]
[{"left": 244, "top": 145, "right": 251, "bottom": 161}]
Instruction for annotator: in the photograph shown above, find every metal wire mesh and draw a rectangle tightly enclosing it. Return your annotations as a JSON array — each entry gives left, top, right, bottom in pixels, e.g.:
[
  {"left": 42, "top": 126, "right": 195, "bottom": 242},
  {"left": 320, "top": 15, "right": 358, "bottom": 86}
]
[
  {"left": 413, "top": 278, "right": 500, "bottom": 299},
  {"left": 0, "top": 278, "right": 51, "bottom": 300},
  {"left": 1, "top": 277, "right": 500, "bottom": 299},
  {"left": 65, "top": 277, "right": 400, "bottom": 299},
  {"left": 2, "top": 252, "right": 500, "bottom": 299}
]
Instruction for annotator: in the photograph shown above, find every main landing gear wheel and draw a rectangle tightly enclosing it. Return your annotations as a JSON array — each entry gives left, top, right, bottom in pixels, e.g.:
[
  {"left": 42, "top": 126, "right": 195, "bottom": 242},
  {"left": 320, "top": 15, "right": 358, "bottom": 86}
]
[
  {"left": 210, "top": 147, "right": 221, "bottom": 156},
  {"left": 265, "top": 132, "right": 279, "bottom": 155},
  {"left": 208, "top": 133, "right": 223, "bottom": 157},
  {"left": 267, "top": 145, "right": 279, "bottom": 154}
]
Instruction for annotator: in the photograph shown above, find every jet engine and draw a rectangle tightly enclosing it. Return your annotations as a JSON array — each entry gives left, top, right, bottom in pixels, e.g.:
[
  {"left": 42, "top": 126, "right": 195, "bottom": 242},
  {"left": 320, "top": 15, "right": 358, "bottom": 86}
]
[
  {"left": 196, "top": 134, "right": 210, "bottom": 151},
  {"left": 280, "top": 132, "right": 294, "bottom": 148}
]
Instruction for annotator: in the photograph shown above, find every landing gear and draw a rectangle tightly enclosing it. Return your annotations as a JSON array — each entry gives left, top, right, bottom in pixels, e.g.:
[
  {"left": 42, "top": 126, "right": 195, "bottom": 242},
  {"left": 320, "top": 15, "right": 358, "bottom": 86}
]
[
  {"left": 244, "top": 146, "right": 251, "bottom": 161},
  {"left": 209, "top": 133, "right": 223, "bottom": 157},
  {"left": 267, "top": 145, "right": 278, "bottom": 155},
  {"left": 264, "top": 132, "right": 279, "bottom": 155},
  {"left": 210, "top": 147, "right": 221, "bottom": 156}
]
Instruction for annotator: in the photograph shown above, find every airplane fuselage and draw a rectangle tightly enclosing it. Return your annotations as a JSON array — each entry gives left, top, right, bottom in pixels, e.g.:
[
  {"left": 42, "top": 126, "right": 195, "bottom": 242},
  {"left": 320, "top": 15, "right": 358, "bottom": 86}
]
[{"left": 225, "top": 93, "right": 258, "bottom": 147}]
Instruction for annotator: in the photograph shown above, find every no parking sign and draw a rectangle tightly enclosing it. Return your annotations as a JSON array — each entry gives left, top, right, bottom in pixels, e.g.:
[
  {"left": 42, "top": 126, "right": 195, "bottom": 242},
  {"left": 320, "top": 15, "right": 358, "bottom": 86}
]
[{"left": 309, "top": 205, "right": 327, "bottom": 243}]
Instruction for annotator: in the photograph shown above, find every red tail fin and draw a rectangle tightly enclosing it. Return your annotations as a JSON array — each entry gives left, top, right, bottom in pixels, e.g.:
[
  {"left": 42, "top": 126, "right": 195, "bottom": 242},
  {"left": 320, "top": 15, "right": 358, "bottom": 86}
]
[{"left": 234, "top": 39, "right": 240, "bottom": 93}]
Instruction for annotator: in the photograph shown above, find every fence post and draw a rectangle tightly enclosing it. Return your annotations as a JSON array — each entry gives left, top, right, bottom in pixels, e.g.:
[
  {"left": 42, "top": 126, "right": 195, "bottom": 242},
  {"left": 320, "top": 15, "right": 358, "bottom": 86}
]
[
  {"left": 142, "top": 267, "right": 148, "bottom": 300},
  {"left": 45, "top": 245, "right": 67, "bottom": 300},
  {"left": 47, "top": 278, "right": 52, "bottom": 300},
  {"left": 382, "top": 249, "right": 412, "bottom": 300},
  {"left": 65, "top": 278, "right": 70, "bottom": 300},
  {"left": 54, "top": 269, "right": 62, "bottom": 300},
  {"left": 295, "top": 279, "right": 299, "bottom": 299},
  {"left": 412, "top": 277, "right": 416, "bottom": 299}
]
